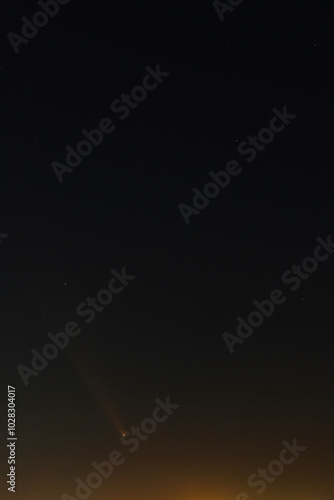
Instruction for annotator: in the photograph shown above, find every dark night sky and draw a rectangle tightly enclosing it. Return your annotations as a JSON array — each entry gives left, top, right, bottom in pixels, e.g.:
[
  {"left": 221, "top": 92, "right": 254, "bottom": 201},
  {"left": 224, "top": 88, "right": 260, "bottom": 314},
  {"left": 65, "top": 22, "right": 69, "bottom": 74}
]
[{"left": 1, "top": 1, "right": 333, "bottom": 499}]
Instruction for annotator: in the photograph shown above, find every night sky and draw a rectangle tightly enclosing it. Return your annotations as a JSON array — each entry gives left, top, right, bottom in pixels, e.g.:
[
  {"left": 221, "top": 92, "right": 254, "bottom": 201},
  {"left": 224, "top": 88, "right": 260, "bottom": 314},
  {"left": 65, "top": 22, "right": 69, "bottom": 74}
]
[{"left": 1, "top": 1, "right": 333, "bottom": 499}]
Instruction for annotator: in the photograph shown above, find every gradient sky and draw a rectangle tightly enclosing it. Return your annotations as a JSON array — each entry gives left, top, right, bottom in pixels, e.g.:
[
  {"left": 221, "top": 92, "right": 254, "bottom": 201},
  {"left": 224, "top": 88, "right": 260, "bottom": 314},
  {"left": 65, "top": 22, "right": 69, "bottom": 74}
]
[{"left": 1, "top": 1, "right": 333, "bottom": 499}]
